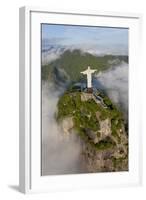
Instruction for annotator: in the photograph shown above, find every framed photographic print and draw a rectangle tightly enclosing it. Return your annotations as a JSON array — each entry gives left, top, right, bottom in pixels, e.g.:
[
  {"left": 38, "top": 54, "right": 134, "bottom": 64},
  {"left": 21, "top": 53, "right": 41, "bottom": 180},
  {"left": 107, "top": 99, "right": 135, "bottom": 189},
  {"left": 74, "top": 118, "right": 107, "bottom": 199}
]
[{"left": 19, "top": 6, "right": 142, "bottom": 193}]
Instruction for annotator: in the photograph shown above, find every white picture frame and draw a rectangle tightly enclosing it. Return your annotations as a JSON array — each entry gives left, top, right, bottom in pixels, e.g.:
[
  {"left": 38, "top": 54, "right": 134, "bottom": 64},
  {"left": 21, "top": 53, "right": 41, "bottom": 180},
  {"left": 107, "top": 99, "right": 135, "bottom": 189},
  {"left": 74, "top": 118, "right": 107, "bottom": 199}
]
[{"left": 19, "top": 6, "right": 142, "bottom": 194}]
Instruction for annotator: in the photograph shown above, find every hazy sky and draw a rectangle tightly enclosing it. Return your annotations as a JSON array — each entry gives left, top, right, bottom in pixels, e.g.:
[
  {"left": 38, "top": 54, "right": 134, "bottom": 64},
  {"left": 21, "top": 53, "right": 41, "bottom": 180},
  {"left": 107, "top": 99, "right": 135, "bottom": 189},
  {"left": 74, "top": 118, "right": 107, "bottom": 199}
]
[{"left": 42, "top": 24, "right": 128, "bottom": 55}]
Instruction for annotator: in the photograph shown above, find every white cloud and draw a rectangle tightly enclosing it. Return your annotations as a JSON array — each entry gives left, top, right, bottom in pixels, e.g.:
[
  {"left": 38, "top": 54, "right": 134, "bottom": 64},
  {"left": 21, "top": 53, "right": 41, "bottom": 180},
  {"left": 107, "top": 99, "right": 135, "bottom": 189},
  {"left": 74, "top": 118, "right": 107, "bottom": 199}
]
[
  {"left": 95, "top": 62, "right": 128, "bottom": 118},
  {"left": 42, "top": 82, "right": 85, "bottom": 175},
  {"left": 42, "top": 51, "right": 61, "bottom": 65}
]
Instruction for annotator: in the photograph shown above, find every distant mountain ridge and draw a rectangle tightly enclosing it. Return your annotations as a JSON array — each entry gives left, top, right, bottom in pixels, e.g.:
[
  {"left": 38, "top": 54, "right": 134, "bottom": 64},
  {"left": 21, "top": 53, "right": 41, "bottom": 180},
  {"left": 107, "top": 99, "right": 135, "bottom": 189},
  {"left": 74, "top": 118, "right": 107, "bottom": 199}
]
[
  {"left": 42, "top": 44, "right": 128, "bottom": 65},
  {"left": 42, "top": 49, "right": 128, "bottom": 87}
]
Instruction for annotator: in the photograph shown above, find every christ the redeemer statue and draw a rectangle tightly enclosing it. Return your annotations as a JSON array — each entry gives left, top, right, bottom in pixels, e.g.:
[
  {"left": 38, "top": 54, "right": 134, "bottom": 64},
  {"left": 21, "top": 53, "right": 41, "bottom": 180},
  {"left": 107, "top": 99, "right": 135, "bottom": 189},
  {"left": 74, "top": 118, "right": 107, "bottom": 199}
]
[{"left": 81, "top": 66, "right": 97, "bottom": 91}]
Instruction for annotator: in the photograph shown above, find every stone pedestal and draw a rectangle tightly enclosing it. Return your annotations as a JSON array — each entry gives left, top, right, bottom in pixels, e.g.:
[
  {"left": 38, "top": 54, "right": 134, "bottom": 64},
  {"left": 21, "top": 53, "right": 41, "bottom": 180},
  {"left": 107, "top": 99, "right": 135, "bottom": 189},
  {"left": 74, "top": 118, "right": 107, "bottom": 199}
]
[{"left": 87, "top": 87, "right": 93, "bottom": 93}]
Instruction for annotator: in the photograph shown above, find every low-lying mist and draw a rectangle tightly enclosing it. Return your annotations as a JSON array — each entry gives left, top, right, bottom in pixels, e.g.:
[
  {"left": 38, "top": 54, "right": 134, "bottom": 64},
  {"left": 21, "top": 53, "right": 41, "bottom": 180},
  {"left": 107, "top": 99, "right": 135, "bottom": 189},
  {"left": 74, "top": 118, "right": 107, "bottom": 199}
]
[
  {"left": 42, "top": 82, "right": 86, "bottom": 175},
  {"left": 95, "top": 62, "right": 128, "bottom": 119}
]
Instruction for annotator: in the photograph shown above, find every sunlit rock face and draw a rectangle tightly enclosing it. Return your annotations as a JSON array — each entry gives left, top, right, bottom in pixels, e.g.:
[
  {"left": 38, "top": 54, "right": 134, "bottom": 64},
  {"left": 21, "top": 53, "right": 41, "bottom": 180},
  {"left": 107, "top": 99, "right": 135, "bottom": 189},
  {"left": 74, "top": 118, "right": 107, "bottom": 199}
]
[{"left": 57, "top": 89, "right": 128, "bottom": 173}]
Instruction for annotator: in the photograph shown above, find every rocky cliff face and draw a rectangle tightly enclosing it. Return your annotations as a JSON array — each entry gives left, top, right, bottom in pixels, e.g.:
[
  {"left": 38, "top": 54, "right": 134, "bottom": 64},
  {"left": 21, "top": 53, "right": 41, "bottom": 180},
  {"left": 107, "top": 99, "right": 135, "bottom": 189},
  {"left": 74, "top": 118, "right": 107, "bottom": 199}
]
[{"left": 56, "top": 90, "right": 128, "bottom": 173}]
